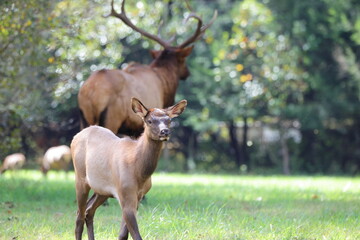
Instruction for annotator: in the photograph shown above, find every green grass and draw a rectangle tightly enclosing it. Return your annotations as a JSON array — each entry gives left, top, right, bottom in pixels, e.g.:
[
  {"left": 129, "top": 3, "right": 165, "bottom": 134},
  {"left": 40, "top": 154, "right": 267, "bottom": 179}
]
[{"left": 0, "top": 171, "right": 359, "bottom": 240}]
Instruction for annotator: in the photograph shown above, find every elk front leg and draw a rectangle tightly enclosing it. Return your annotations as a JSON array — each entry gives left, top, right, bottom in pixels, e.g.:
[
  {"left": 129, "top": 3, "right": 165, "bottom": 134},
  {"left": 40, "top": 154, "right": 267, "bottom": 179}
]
[
  {"left": 122, "top": 208, "right": 142, "bottom": 240},
  {"left": 119, "top": 217, "right": 129, "bottom": 240},
  {"left": 85, "top": 193, "right": 109, "bottom": 240},
  {"left": 119, "top": 191, "right": 142, "bottom": 240}
]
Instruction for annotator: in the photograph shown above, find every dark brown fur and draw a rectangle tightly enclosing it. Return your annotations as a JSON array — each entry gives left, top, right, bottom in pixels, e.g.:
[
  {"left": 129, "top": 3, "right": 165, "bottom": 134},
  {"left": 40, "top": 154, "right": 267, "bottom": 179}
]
[
  {"left": 78, "top": 0, "right": 216, "bottom": 136},
  {"left": 78, "top": 47, "right": 193, "bottom": 136}
]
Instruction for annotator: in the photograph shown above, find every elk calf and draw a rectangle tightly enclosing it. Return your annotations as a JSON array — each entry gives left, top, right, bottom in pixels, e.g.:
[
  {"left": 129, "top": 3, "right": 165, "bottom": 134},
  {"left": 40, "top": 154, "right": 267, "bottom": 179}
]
[
  {"left": 41, "top": 145, "right": 72, "bottom": 175},
  {"left": 71, "top": 97, "right": 187, "bottom": 240},
  {"left": 0, "top": 153, "right": 26, "bottom": 174}
]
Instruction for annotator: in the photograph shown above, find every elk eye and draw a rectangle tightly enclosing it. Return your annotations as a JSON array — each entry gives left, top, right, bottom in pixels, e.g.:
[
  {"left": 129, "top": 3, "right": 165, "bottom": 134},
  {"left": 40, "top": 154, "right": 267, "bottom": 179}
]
[{"left": 147, "top": 119, "right": 152, "bottom": 124}]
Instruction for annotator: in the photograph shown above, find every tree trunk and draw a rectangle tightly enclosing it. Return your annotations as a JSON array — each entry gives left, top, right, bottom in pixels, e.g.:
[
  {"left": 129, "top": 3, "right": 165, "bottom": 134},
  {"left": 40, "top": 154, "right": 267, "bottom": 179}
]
[
  {"left": 241, "top": 117, "right": 249, "bottom": 167},
  {"left": 180, "top": 126, "right": 197, "bottom": 172},
  {"left": 280, "top": 129, "right": 291, "bottom": 175},
  {"left": 300, "top": 129, "right": 316, "bottom": 172},
  {"left": 228, "top": 120, "right": 242, "bottom": 168},
  {"left": 186, "top": 130, "right": 196, "bottom": 171}
]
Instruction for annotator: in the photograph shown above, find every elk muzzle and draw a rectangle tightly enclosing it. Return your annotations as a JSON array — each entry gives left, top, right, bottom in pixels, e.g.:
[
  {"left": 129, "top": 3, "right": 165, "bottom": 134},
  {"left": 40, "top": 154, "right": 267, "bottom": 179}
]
[{"left": 159, "top": 128, "right": 170, "bottom": 141}]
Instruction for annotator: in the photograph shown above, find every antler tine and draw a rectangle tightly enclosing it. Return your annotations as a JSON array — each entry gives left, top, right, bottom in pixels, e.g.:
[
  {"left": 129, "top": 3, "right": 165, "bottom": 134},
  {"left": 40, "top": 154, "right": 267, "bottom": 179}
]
[
  {"left": 157, "top": 19, "right": 164, "bottom": 37},
  {"left": 167, "top": 34, "right": 177, "bottom": 45},
  {"left": 107, "top": 0, "right": 171, "bottom": 48},
  {"left": 157, "top": 20, "right": 177, "bottom": 46},
  {"left": 178, "top": 10, "right": 218, "bottom": 49},
  {"left": 185, "top": 0, "right": 193, "bottom": 12}
]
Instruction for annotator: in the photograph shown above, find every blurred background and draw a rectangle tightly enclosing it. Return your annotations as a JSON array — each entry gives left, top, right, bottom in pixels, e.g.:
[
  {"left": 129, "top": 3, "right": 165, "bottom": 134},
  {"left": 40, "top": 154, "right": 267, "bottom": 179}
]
[{"left": 1, "top": 0, "right": 359, "bottom": 175}]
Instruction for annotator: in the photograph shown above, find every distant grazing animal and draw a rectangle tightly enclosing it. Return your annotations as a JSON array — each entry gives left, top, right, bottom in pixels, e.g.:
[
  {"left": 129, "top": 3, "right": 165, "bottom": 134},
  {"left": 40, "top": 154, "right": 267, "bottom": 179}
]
[
  {"left": 78, "top": 0, "right": 216, "bottom": 136},
  {"left": 41, "top": 145, "right": 72, "bottom": 175},
  {"left": 71, "top": 97, "right": 187, "bottom": 240},
  {"left": 0, "top": 153, "right": 26, "bottom": 174}
]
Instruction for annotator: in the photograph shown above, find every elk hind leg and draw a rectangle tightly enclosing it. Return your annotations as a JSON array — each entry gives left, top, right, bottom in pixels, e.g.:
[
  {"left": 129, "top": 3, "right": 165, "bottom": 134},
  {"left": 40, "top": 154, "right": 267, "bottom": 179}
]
[
  {"left": 79, "top": 109, "right": 90, "bottom": 129},
  {"left": 75, "top": 181, "right": 90, "bottom": 240}
]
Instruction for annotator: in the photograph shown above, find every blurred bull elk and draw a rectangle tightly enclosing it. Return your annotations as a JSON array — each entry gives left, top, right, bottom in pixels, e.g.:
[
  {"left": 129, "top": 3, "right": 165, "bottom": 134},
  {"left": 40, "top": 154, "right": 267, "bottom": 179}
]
[{"left": 78, "top": 0, "right": 217, "bottom": 136}]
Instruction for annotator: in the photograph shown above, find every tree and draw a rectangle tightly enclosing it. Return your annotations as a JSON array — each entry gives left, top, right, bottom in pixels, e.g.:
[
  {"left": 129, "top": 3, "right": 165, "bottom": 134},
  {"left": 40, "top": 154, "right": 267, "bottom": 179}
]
[
  {"left": 1, "top": 0, "right": 359, "bottom": 174},
  {"left": 268, "top": 0, "right": 360, "bottom": 173},
  {"left": 0, "top": 0, "right": 60, "bottom": 157}
]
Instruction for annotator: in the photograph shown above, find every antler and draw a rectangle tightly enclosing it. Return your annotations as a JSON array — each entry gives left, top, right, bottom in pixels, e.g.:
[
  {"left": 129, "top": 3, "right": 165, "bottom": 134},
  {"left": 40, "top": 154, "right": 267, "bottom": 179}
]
[
  {"left": 106, "top": 0, "right": 217, "bottom": 49},
  {"left": 157, "top": 20, "right": 176, "bottom": 45},
  {"left": 178, "top": 10, "right": 218, "bottom": 48},
  {"left": 107, "top": 0, "right": 172, "bottom": 48}
]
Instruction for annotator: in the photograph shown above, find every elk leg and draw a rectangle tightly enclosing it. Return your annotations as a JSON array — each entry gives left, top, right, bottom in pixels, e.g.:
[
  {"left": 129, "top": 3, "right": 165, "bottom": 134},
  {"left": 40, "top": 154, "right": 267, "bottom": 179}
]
[
  {"left": 75, "top": 181, "right": 90, "bottom": 240},
  {"left": 85, "top": 193, "right": 109, "bottom": 240},
  {"left": 119, "top": 192, "right": 142, "bottom": 240},
  {"left": 122, "top": 208, "right": 142, "bottom": 240},
  {"left": 118, "top": 217, "right": 129, "bottom": 240},
  {"left": 79, "top": 109, "right": 89, "bottom": 129},
  {"left": 105, "top": 104, "right": 125, "bottom": 134}
]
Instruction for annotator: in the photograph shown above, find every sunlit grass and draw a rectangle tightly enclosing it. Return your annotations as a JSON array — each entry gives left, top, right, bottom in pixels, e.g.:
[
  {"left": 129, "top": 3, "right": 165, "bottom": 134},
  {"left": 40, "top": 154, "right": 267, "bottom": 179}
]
[{"left": 0, "top": 170, "right": 359, "bottom": 239}]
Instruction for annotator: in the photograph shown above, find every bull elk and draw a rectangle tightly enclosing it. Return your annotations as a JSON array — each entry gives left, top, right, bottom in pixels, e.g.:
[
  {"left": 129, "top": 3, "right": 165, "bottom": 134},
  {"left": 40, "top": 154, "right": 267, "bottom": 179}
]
[
  {"left": 71, "top": 97, "right": 187, "bottom": 240},
  {"left": 78, "top": 0, "right": 216, "bottom": 136},
  {"left": 0, "top": 153, "right": 26, "bottom": 174}
]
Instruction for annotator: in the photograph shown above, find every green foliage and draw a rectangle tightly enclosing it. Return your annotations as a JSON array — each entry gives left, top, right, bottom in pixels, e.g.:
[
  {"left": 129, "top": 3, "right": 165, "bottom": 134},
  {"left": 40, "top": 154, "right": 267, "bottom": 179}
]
[
  {"left": 0, "top": 0, "right": 54, "bottom": 119},
  {"left": 267, "top": 0, "right": 360, "bottom": 173},
  {"left": 0, "top": 0, "right": 62, "bottom": 157}
]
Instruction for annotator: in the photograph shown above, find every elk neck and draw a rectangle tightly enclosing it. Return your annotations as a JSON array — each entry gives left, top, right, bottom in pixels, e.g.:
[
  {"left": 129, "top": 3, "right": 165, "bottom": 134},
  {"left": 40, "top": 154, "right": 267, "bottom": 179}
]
[
  {"left": 135, "top": 132, "right": 164, "bottom": 179},
  {"left": 150, "top": 54, "right": 180, "bottom": 107}
]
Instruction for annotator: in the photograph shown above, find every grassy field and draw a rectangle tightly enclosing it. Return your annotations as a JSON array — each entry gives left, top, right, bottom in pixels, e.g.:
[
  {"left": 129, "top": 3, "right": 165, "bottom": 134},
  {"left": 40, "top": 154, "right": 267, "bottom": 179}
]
[{"left": 0, "top": 170, "right": 359, "bottom": 240}]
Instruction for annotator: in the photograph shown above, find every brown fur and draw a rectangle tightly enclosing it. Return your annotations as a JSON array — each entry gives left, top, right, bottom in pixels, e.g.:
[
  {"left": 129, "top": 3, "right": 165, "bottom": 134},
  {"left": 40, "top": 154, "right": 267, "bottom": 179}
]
[
  {"left": 77, "top": 0, "right": 216, "bottom": 137},
  {"left": 78, "top": 47, "right": 192, "bottom": 136}
]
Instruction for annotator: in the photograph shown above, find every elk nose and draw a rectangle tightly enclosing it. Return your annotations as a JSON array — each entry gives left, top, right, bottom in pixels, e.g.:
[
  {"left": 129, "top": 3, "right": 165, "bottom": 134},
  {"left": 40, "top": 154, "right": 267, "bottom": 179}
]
[{"left": 160, "top": 129, "right": 170, "bottom": 136}]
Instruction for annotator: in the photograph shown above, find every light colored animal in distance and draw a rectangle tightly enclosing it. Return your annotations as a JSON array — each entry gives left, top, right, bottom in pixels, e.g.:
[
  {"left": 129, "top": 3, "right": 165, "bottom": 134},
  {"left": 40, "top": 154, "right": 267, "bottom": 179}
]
[
  {"left": 71, "top": 97, "right": 187, "bottom": 240},
  {"left": 41, "top": 145, "right": 72, "bottom": 175},
  {"left": 0, "top": 153, "right": 26, "bottom": 174},
  {"left": 78, "top": 0, "right": 216, "bottom": 137}
]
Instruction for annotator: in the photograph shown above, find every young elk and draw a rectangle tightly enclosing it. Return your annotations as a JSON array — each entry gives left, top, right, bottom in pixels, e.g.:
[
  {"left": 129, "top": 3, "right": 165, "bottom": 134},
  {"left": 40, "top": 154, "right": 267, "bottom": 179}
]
[{"left": 71, "top": 97, "right": 187, "bottom": 240}]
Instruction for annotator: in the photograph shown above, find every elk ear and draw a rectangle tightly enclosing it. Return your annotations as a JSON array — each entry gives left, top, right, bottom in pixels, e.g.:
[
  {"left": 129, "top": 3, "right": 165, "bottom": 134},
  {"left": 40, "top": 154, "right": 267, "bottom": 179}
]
[
  {"left": 166, "top": 100, "right": 187, "bottom": 118},
  {"left": 177, "top": 46, "right": 194, "bottom": 58},
  {"left": 131, "top": 98, "right": 148, "bottom": 118},
  {"left": 150, "top": 50, "right": 162, "bottom": 59}
]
